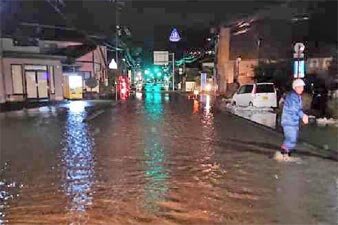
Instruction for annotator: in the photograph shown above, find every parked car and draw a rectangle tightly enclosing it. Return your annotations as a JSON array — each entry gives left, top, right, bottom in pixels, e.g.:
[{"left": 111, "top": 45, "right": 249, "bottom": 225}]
[{"left": 232, "top": 83, "right": 277, "bottom": 108}]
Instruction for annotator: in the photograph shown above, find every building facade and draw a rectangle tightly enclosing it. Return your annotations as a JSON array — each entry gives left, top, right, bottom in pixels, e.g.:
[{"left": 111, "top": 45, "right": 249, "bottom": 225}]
[
  {"left": 0, "top": 38, "right": 108, "bottom": 103},
  {"left": 0, "top": 38, "right": 65, "bottom": 103}
]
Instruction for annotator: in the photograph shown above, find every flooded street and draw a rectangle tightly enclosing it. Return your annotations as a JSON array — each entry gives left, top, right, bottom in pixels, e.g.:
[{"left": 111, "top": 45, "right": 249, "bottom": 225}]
[
  {"left": 1, "top": 93, "right": 337, "bottom": 224},
  {"left": 224, "top": 102, "right": 338, "bottom": 151}
]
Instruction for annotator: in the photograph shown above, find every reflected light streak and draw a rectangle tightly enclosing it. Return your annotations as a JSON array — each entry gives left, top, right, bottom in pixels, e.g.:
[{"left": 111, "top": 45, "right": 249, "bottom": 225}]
[
  {"left": 205, "top": 95, "right": 211, "bottom": 114},
  {"left": 193, "top": 99, "right": 199, "bottom": 114},
  {"left": 143, "top": 93, "right": 168, "bottom": 212},
  {"left": 62, "top": 107, "right": 95, "bottom": 216},
  {"left": 67, "top": 101, "right": 87, "bottom": 113}
]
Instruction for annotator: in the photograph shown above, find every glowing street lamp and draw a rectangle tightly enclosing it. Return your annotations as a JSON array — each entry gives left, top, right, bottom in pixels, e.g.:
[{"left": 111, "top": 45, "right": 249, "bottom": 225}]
[{"left": 109, "top": 58, "right": 118, "bottom": 69}]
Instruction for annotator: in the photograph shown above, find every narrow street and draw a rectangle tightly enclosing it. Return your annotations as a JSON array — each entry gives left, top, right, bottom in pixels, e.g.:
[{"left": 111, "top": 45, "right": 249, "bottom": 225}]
[{"left": 1, "top": 93, "right": 337, "bottom": 225}]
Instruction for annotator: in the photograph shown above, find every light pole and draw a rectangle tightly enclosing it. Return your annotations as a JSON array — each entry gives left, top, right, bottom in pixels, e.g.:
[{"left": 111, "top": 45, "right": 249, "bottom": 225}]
[
  {"left": 169, "top": 53, "right": 175, "bottom": 91},
  {"left": 236, "top": 57, "right": 241, "bottom": 80},
  {"left": 115, "top": 1, "right": 120, "bottom": 101}
]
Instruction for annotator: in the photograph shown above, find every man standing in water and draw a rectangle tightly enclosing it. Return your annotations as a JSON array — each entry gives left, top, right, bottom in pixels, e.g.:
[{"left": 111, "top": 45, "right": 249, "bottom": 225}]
[{"left": 275, "top": 79, "right": 309, "bottom": 161}]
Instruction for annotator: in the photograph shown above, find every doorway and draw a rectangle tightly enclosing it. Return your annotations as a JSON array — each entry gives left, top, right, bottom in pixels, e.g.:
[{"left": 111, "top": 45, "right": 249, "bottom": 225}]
[{"left": 25, "top": 70, "right": 48, "bottom": 99}]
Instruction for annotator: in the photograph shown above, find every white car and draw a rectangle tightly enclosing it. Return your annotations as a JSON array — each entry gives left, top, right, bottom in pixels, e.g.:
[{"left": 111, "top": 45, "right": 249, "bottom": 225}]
[{"left": 232, "top": 83, "right": 277, "bottom": 108}]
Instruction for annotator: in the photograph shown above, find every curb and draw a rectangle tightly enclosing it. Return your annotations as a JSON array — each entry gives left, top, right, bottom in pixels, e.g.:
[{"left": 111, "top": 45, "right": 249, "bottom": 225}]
[{"left": 82, "top": 101, "right": 119, "bottom": 123}]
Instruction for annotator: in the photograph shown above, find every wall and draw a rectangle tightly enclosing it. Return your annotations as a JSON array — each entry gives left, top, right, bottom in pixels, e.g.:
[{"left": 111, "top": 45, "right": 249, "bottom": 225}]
[
  {"left": 237, "top": 60, "right": 258, "bottom": 84},
  {"left": 1, "top": 38, "right": 40, "bottom": 53},
  {"left": 1, "top": 58, "right": 63, "bottom": 102},
  {"left": 75, "top": 46, "right": 108, "bottom": 93}
]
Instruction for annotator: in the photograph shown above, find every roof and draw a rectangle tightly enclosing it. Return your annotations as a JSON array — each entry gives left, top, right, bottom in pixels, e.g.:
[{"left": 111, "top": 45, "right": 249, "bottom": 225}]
[{"left": 3, "top": 51, "right": 67, "bottom": 61}]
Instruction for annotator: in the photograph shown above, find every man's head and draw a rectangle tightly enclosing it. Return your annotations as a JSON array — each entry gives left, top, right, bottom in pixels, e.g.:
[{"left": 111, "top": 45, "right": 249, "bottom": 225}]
[{"left": 292, "top": 79, "right": 305, "bottom": 95}]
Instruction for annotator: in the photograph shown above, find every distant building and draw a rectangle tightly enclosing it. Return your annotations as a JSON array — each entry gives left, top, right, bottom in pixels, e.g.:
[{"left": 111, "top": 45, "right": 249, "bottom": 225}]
[
  {"left": 62, "top": 43, "right": 108, "bottom": 94},
  {"left": 215, "top": 14, "right": 336, "bottom": 93},
  {"left": 306, "top": 57, "right": 333, "bottom": 75},
  {"left": 0, "top": 38, "right": 108, "bottom": 104}
]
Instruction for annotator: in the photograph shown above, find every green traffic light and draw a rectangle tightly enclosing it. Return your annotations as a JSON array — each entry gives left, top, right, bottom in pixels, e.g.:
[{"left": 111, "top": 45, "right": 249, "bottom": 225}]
[
  {"left": 153, "top": 67, "right": 160, "bottom": 73},
  {"left": 144, "top": 69, "right": 150, "bottom": 75}
]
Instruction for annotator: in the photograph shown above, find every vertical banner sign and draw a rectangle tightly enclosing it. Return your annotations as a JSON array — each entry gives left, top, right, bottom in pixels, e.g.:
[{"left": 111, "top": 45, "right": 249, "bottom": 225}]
[
  {"left": 201, "top": 72, "right": 207, "bottom": 91},
  {"left": 293, "top": 60, "right": 305, "bottom": 78},
  {"left": 293, "top": 42, "right": 305, "bottom": 78}
]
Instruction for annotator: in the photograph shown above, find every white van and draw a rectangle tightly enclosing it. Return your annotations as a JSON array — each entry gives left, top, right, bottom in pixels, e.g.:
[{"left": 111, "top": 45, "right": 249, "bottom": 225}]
[{"left": 232, "top": 83, "right": 277, "bottom": 108}]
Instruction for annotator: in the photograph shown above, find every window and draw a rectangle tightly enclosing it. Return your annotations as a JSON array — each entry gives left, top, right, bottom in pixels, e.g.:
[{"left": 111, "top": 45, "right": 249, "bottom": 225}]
[
  {"left": 325, "top": 60, "right": 331, "bottom": 67},
  {"left": 237, "top": 86, "right": 246, "bottom": 94},
  {"left": 244, "top": 85, "right": 254, "bottom": 94},
  {"left": 11, "top": 65, "right": 23, "bottom": 94},
  {"left": 256, "top": 84, "right": 275, "bottom": 93},
  {"left": 24, "top": 65, "right": 47, "bottom": 71},
  {"left": 49, "top": 66, "right": 55, "bottom": 94},
  {"left": 82, "top": 71, "right": 91, "bottom": 79},
  {"left": 311, "top": 59, "right": 318, "bottom": 68}
]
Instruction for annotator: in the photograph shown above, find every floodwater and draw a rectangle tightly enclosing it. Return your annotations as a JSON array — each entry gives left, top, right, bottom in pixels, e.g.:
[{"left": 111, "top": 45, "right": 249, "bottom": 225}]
[{"left": 0, "top": 94, "right": 337, "bottom": 224}]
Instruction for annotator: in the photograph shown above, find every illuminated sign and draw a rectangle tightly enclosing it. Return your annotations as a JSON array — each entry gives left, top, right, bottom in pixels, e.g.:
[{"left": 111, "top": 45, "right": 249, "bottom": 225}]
[
  {"left": 169, "top": 28, "right": 181, "bottom": 42},
  {"left": 293, "top": 60, "right": 305, "bottom": 78}
]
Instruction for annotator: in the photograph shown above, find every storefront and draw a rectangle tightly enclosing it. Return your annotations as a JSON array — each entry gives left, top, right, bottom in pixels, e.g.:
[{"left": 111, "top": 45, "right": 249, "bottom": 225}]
[{"left": 0, "top": 56, "right": 65, "bottom": 103}]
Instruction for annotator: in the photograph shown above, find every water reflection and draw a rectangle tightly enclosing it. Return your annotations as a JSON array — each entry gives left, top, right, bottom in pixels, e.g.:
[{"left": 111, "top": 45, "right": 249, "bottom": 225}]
[
  {"left": 193, "top": 99, "right": 199, "bottom": 114},
  {"left": 143, "top": 93, "right": 169, "bottom": 212},
  {"left": 67, "top": 101, "right": 88, "bottom": 113},
  {"left": 61, "top": 102, "right": 95, "bottom": 217},
  {"left": 143, "top": 142, "right": 168, "bottom": 211},
  {"left": 0, "top": 178, "right": 21, "bottom": 225},
  {"left": 200, "top": 94, "right": 215, "bottom": 159},
  {"left": 199, "top": 94, "right": 212, "bottom": 115},
  {"left": 164, "top": 93, "right": 170, "bottom": 102},
  {"left": 144, "top": 93, "right": 163, "bottom": 120}
]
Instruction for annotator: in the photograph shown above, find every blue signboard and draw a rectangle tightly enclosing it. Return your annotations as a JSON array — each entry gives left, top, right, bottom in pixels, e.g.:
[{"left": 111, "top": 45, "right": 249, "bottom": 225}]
[
  {"left": 169, "top": 28, "right": 181, "bottom": 42},
  {"left": 293, "top": 60, "right": 305, "bottom": 78}
]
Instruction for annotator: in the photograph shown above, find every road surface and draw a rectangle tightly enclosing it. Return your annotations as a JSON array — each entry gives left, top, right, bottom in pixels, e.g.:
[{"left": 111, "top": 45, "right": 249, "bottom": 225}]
[{"left": 1, "top": 93, "right": 337, "bottom": 224}]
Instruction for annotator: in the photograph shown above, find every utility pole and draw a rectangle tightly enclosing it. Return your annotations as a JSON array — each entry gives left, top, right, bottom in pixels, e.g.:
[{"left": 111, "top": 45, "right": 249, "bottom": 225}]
[
  {"left": 169, "top": 53, "right": 175, "bottom": 91},
  {"left": 115, "top": 1, "right": 119, "bottom": 101}
]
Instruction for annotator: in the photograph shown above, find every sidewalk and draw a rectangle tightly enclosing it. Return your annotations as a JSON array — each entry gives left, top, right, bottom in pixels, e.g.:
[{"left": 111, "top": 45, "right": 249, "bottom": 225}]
[
  {"left": 0, "top": 99, "right": 118, "bottom": 113},
  {"left": 215, "top": 95, "right": 338, "bottom": 151},
  {"left": 0, "top": 100, "right": 62, "bottom": 112},
  {"left": 215, "top": 98, "right": 338, "bottom": 158}
]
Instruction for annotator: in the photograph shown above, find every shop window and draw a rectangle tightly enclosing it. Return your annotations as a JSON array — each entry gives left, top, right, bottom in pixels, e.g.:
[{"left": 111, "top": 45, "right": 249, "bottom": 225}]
[
  {"left": 82, "top": 71, "right": 91, "bottom": 79},
  {"left": 11, "top": 65, "right": 23, "bottom": 94},
  {"left": 311, "top": 59, "right": 318, "bottom": 68},
  {"left": 325, "top": 60, "right": 331, "bottom": 68}
]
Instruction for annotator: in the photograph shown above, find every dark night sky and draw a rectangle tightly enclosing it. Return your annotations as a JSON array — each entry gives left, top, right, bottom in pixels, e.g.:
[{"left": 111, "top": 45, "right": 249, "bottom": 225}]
[
  {"left": 1, "top": 1, "right": 283, "bottom": 47},
  {"left": 1, "top": 0, "right": 337, "bottom": 52}
]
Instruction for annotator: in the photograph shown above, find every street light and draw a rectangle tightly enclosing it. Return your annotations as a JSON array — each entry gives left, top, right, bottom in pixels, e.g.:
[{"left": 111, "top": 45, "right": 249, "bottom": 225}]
[{"left": 109, "top": 58, "right": 118, "bottom": 69}]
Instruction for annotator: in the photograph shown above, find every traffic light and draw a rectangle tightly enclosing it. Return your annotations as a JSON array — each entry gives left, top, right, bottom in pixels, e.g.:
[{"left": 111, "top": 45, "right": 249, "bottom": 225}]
[
  {"left": 153, "top": 66, "right": 160, "bottom": 73},
  {"left": 156, "top": 72, "right": 162, "bottom": 78}
]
